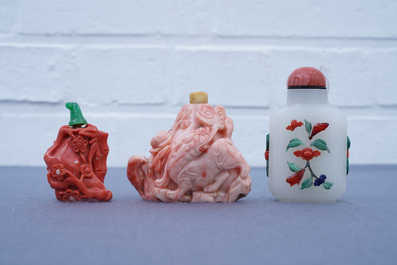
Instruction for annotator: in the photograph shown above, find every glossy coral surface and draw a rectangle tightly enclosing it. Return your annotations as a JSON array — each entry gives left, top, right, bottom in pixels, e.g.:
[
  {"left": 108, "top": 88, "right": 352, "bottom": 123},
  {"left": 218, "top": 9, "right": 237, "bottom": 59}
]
[
  {"left": 44, "top": 124, "right": 112, "bottom": 202},
  {"left": 127, "top": 104, "right": 251, "bottom": 202},
  {"left": 287, "top": 67, "right": 326, "bottom": 88}
]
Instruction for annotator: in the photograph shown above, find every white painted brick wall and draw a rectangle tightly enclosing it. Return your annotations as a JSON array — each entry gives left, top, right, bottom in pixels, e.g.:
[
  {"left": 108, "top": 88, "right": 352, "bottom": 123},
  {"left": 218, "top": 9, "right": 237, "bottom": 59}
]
[{"left": 1, "top": 0, "right": 396, "bottom": 168}]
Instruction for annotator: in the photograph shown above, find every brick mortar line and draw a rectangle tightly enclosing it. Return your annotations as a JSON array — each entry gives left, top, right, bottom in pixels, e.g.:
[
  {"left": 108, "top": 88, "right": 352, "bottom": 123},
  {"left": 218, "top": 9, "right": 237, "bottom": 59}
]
[
  {"left": 0, "top": 38, "right": 397, "bottom": 51},
  {"left": 2, "top": 33, "right": 397, "bottom": 40},
  {"left": 1, "top": 42, "right": 397, "bottom": 52}
]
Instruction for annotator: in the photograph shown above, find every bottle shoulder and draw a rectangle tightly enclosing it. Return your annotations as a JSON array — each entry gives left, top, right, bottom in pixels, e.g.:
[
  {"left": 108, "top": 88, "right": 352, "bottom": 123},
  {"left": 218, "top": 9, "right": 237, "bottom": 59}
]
[{"left": 271, "top": 103, "right": 346, "bottom": 117}]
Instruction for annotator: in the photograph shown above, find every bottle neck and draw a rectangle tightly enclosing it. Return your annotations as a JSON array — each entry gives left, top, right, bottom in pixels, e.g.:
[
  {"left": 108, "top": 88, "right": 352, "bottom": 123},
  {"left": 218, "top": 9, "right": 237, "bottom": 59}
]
[{"left": 286, "top": 89, "right": 329, "bottom": 105}]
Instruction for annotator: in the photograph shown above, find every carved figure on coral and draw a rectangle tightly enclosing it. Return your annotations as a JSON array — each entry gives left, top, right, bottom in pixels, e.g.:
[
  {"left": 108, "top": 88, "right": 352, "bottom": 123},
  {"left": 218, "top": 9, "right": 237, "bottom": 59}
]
[
  {"left": 44, "top": 102, "right": 112, "bottom": 202},
  {"left": 127, "top": 92, "right": 251, "bottom": 203}
]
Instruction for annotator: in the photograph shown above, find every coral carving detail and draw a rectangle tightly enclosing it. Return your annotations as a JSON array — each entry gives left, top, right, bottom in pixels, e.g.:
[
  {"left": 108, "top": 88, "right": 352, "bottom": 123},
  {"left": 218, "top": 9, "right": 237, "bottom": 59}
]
[
  {"left": 44, "top": 124, "right": 112, "bottom": 202},
  {"left": 127, "top": 104, "right": 252, "bottom": 203}
]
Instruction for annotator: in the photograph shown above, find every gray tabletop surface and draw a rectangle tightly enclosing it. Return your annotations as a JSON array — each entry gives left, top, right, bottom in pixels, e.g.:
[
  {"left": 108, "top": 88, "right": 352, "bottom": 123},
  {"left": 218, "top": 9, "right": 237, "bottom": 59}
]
[{"left": 1, "top": 165, "right": 396, "bottom": 265}]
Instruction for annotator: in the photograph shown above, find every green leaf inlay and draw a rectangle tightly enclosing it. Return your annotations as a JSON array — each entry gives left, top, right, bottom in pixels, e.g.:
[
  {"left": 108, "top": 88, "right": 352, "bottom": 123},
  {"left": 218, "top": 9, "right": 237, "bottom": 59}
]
[
  {"left": 347, "top": 136, "right": 351, "bottom": 150},
  {"left": 310, "top": 139, "right": 331, "bottom": 153},
  {"left": 322, "top": 182, "right": 333, "bottom": 190},
  {"left": 266, "top": 134, "right": 270, "bottom": 150},
  {"left": 266, "top": 160, "right": 269, "bottom": 177},
  {"left": 300, "top": 176, "right": 313, "bottom": 190},
  {"left": 304, "top": 119, "right": 312, "bottom": 136},
  {"left": 287, "top": 161, "right": 302, "bottom": 172},
  {"left": 286, "top": 138, "right": 304, "bottom": 151}
]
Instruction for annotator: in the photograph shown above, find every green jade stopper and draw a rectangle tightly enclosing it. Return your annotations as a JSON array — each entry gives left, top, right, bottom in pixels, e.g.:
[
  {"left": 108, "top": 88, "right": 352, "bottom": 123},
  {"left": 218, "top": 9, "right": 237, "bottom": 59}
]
[{"left": 66, "top": 102, "right": 87, "bottom": 127}]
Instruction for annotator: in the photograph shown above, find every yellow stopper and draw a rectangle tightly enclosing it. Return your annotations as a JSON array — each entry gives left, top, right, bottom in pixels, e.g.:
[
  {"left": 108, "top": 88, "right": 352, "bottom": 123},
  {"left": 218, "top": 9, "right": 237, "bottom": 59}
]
[{"left": 190, "top": 92, "right": 208, "bottom": 104}]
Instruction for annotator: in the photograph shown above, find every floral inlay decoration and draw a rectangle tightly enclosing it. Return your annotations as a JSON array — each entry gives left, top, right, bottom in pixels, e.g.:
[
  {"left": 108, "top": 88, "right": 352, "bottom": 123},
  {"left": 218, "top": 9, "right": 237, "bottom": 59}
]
[
  {"left": 286, "top": 119, "right": 333, "bottom": 190},
  {"left": 286, "top": 120, "right": 303, "bottom": 131},
  {"left": 265, "top": 134, "right": 269, "bottom": 176}
]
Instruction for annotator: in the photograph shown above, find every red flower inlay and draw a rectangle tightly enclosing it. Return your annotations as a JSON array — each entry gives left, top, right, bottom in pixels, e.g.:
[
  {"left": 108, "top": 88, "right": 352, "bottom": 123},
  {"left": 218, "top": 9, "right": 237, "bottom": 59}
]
[
  {"left": 286, "top": 169, "right": 306, "bottom": 186},
  {"left": 265, "top": 150, "right": 269, "bottom": 160},
  {"left": 286, "top": 120, "right": 303, "bottom": 131},
  {"left": 309, "top": 122, "right": 329, "bottom": 140},
  {"left": 293, "top": 147, "right": 321, "bottom": 161}
]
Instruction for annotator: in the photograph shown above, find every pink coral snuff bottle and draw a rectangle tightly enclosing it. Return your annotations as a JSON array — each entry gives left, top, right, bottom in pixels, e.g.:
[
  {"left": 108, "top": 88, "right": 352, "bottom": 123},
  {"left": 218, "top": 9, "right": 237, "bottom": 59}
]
[{"left": 127, "top": 92, "right": 252, "bottom": 203}]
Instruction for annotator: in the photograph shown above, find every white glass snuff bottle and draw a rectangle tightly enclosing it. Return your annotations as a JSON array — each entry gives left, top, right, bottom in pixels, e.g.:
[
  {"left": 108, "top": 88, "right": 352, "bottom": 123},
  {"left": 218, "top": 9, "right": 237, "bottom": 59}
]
[{"left": 266, "top": 67, "right": 350, "bottom": 202}]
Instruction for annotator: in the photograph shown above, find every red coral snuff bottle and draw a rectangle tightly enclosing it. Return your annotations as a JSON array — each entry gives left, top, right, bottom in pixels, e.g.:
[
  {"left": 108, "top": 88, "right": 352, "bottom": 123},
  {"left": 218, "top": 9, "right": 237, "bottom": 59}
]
[{"left": 44, "top": 102, "right": 112, "bottom": 202}]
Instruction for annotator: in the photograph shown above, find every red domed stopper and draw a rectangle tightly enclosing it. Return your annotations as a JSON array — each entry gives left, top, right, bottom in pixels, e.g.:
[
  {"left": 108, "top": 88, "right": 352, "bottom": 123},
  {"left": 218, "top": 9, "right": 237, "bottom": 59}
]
[{"left": 287, "top": 67, "right": 327, "bottom": 88}]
